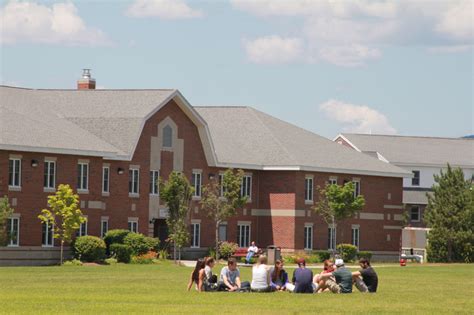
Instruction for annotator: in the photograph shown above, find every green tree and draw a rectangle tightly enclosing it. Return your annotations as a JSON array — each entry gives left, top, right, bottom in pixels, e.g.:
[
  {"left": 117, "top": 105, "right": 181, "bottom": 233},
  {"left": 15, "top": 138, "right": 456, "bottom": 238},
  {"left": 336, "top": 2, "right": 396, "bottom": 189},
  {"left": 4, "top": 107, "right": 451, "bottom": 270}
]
[
  {"left": 313, "top": 182, "right": 365, "bottom": 257},
  {"left": 0, "top": 196, "right": 14, "bottom": 246},
  {"left": 425, "top": 165, "right": 474, "bottom": 262},
  {"left": 200, "top": 169, "right": 247, "bottom": 260},
  {"left": 38, "top": 184, "right": 86, "bottom": 264},
  {"left": 160, "top": 171, "right": 193, "bottom": 263}
]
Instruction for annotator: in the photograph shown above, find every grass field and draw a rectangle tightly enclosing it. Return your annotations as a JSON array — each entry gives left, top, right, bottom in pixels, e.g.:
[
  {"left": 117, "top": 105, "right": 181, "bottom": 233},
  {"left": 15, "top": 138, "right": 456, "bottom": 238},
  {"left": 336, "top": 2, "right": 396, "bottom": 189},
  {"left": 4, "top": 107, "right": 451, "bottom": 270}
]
[{"left": 0, "top": 262, "right": 473, "bottom": 314}]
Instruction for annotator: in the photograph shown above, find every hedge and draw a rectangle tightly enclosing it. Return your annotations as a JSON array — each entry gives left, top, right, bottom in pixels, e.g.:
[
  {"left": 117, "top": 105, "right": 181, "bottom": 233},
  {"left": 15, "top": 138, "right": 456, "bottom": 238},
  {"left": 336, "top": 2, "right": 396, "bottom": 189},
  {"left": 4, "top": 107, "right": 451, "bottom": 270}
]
[
  {"left": 74, "top": 236, "right": 106, "bottom": 262},
  {"left": 123, "top": 233, "right": 160, "bottom": 256},
  {"left": 110, "top": 243, "right": 132, "bottom": 263}
]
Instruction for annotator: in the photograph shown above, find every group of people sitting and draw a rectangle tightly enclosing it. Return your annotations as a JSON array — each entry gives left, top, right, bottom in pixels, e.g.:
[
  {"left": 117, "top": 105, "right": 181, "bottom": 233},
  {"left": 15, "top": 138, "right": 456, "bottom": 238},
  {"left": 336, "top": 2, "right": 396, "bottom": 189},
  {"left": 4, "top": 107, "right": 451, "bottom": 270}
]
[{"left": 187, "top": 255, "right": 378, "bottom": 294}]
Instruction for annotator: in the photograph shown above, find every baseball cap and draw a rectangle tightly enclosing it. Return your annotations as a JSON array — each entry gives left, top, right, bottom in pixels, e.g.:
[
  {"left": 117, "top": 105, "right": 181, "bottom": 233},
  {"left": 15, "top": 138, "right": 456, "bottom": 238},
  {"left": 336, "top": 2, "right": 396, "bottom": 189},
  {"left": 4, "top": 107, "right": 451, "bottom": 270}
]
[
  {"left": 335, "top": 259, "right": 344, "bottom": 267},
  {"left": 296, "top": 258, "right": 306, "bottom": 265}
]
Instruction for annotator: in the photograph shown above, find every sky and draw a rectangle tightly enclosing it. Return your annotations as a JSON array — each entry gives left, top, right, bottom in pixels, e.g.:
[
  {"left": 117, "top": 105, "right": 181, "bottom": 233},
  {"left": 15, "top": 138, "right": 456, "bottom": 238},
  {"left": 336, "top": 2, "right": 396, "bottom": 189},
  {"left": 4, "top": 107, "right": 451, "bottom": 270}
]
[{"left": 1, "top": 0, "right": 473, "bottom": 139}]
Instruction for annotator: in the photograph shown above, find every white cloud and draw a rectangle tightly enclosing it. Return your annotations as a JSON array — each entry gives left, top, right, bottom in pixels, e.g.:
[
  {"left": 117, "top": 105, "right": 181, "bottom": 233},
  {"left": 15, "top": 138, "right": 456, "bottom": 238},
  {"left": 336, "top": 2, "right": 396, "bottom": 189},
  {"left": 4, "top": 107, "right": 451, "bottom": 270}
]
[
  {"left": 435, "top": 0, "right": 473, "bottom": 40},
  {"left": 126, "top": 0, "right": 203, "bottom": 19},
  {"left": 0, "top": 1, "right": 109, "bottom": 46},
  {"left": 318, "top": 45, "right": 381, "bottom": 67},
  {"left": 244, "top": 36, "right": 303, "bottom": 64},
  {"left": 319, "top": 99, "right": 397, "bottom": 134}
]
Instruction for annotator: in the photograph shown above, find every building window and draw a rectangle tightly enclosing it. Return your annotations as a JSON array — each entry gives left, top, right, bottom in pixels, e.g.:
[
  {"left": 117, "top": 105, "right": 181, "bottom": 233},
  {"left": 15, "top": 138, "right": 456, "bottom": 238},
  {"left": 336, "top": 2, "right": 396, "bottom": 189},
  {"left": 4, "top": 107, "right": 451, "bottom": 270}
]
[
  {"left": 8, "top": 158, "right": 21, "bottom": 187},
  {"left": 410, "top": 205, "right": 421, "bottom": 222},
  {"left": 412, "top": 171, "right": 420, "bottom": 186},
  {"left": 192, "top": 171, "right": 202, "bottom": 198},
  {"left": 191, "top": 223, "right": 200, "bottom": 248},
  {"left": 76, "top": 221, "right": 87, "bottom": 237},
  {"left": 42, "top": 222, "right": 53, "bottom": 247},
  {"left": 101, "top": 219, "right": 109, "bottom": 238},
  {"left": 352, "top": 226, "right": 360, "bottom": 248},
  {"left": 305, "top": 177, "right": 314, "bottom": 202},
  {"left": 219, "top": 174, "right": 225, "bottom": 197},
  {"left": 241, "top": 175, "right": 252, "bottom": 199},
  {"left": 7, "top": 217, "right": 19, "bottom": 246},
  {"left": 304, "top": 225, "right": 313, "bottom": 250},
  {"left": 102, "top": 166, "right": 110, "bottom": 194},
  {"left": 218, "top": 224, "right": 227, "bottom": 241},
  {"left": 129, "top": 169, "right": 140, "bottom": 195},
  {"left": 328, "top": 226, "right": 336, "bottom": 250},
  {"left": 163, "top": 125, "right": 173, "bottom": 148},
  {"left": 237, "top": 224, "right": 250, "bottom": 248},
  {"left": 77, "top": 163, "right": 89, "bottom": 191},
  {"left": 128, "top": 220, "right": 138, "bottom": 233},
  {"left": 44, "top": 160, "right": 56, "bottom": 189},
  {"left": 150, "top": 170, "right": 159, "bottom": 195},
  {"left": 329, "top": 177, "right": 337, "bottom": 185},
  {"left": 353, "top": 179, "right": 361, "bottom": 197}
]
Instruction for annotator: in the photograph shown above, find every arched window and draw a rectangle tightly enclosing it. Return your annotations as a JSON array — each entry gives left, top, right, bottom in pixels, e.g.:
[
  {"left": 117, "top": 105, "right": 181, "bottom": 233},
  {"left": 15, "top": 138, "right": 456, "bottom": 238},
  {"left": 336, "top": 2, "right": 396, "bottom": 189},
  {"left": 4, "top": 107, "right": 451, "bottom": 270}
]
[{"left": 163, "top": 125, "right": 172, "bottom": 148}]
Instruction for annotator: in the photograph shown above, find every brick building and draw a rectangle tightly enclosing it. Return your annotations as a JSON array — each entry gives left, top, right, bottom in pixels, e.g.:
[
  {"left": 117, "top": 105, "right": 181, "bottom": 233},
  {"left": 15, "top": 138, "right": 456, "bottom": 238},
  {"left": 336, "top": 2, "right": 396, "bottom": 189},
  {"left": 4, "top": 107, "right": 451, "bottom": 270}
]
[{"left": 0, "top": 72, "right": 411, "bottom": 262}]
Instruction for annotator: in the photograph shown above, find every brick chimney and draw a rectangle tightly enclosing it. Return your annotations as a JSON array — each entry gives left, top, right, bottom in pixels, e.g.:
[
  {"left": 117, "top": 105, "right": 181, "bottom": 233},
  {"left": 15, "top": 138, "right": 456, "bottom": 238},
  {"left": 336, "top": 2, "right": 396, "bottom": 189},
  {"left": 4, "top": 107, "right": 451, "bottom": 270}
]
[{"left": 77, "top": 69, "right": 96, "bottom": 90}]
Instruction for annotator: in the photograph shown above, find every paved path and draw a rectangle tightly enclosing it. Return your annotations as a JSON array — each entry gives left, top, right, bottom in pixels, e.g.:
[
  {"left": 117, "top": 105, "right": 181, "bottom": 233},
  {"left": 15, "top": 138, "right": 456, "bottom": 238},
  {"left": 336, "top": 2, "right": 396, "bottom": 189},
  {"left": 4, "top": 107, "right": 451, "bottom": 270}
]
[{"left": 179, "top": 260, "right": 412, "bottom": 268}]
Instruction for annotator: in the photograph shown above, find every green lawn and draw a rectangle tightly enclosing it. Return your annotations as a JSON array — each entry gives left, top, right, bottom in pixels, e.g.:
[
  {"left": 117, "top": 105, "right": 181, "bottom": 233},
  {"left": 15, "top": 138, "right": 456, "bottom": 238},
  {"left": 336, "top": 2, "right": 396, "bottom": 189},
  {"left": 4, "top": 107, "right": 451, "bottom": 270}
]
[{"left": 0, "top": 262, "right": 473, "bottom": 314}]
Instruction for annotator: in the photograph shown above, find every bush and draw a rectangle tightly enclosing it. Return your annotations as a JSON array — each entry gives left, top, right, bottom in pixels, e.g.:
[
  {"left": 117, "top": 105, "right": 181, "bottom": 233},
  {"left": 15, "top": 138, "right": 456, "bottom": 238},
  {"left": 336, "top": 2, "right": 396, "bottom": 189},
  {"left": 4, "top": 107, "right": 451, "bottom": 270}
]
[
  {"left": 63, "top": 259, "right": 83, "bottom": 266},
  {"left": 131, "top": 251, "right": 158, "bottom": 264},
  {"left": 104, "top": 229, "right": 131, "bottom": 250},
  {"left": 306, "top": 254, "right": 320, "bottom": 264},
  {"left": 110, "top": 243, "right": 132, "bottom": 263},
  {"left": 219, "top": 241, "right": 239, "bottom": 259},
  {"left": 105, "top": 257, "right": 118, "bottom": 265},
  {"left": 357, "top": 251, "right": 373, "bottom": 260},
  {"left": 123, "top": 233, "right": 160, "bottom": 256},
  {"left": 74, "top": 236, "right": 106, "bottom": 262},
  {"left": 158, "top": 249, "right": 169, "bottom": 260},
  {"left": 337, "top": 244, "right": 358, "bottom": 262},
  {"left": 314, "top": 250, "right": 331, "bottom": 262}
]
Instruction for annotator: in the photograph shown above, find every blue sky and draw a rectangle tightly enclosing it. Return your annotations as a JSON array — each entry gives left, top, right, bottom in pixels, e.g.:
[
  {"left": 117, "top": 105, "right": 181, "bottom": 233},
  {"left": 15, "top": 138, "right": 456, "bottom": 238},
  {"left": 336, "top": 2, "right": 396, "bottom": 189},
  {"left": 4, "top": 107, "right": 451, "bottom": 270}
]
[{"left": 1, "top": 0, "right": 473, "bottom": 138}]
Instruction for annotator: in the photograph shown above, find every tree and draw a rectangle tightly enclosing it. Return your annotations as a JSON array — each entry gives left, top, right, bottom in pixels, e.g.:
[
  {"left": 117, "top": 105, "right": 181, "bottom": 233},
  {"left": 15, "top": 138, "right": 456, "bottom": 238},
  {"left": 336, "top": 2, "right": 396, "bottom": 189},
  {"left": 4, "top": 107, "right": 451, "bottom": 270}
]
[
  {"left": 313, "top": 182, "right": 365, "bottom": 257},
  {"left": 425, "top": 165, "right": 474, "bottom": 262},
  {"left": 0, "top": 196, "right": 14, "bottom": 246},
  {"left": 200, "top": 169, "right": 247, "bottom": 260},
  {"left": 160, "top": 171, "right": 193, "bottom": 263},
  {"left": 38, "top": 184, "right": 86, "bottom": 264}
]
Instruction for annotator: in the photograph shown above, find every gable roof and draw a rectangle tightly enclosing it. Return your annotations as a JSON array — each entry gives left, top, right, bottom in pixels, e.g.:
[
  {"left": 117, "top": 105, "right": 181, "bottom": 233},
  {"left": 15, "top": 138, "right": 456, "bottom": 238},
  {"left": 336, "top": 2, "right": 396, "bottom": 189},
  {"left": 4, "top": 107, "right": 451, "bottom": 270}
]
[{"left": 338, "top": 133, "right": 474, "bottom": 168}]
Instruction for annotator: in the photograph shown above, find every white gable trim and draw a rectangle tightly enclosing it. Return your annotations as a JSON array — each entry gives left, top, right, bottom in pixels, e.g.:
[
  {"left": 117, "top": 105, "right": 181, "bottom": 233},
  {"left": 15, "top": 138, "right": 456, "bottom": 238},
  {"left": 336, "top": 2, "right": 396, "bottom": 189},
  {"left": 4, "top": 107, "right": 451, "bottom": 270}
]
[{"left": 333, "top": 134, "right": 361, "bottom": 152}]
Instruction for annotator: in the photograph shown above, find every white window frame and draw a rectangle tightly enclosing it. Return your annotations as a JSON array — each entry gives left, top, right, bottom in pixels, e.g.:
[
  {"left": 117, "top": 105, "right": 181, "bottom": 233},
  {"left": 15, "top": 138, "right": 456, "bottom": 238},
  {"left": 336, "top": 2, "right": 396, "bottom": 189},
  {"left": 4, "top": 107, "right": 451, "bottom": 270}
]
[
  {"left": 410, "top": 205, "right": 421, "bottom": 222},
  {"left": 7, "top": 217, "right": 20, "bottom": 247},
  {"left": 150, "top": 170, "right": 159, "bottom": 196},
  {"left": 305, "top": 176, "right": 314, "bottom": 204},
  {"left": 101, "top": 219, "right": 109, "bottom": 238},
  {"left": 329, "top": 177, "right": 338, "bottom": 185},
  {"left": 304, "top": 224, "right": 313, "bottom": 250},
  {"left": 44, "top": 160, "right": 56, "bottom": 190},
  {"left": 8, "top": 158, "right": 21, "bottom": 189},
  {"left": 412, "top": 170, "right": 420, "bottom": 186},
  {"left": 237, "top": 223, "right": 251, "bottom": 248},
  {"left": 128, "top": 220, "right": 138, "bottom": 233},
  {"left": 191, "top": 223, "right": 200, "bottom": 248},
  {"left": 102, "top": 166, "right": 110, "bottom": 194},
  {"left": 241, "top": 175, "right": 252, "bottom": 200},
  {"left": 352, "top": 225, "right": 360, "bottom": 248},
  {"left": 192, "top": 171, "right": 202, "bottom": 199},
  {"left": 353, "top": 179, "right": 361, "bottom": 198},
  {"left": 328, "top": 225, "right": 336, "bottom": 250},
  {"left": 218, "top": 222, "right": 227, "bottom": 242},
  {"left": 42, "top": 222, "right": 54, "bottom": 247},
  {"left": 219, "top": 173, "right": 225, "bottom": 197},
  {"left": 129, "top": 168, "right": 140, "bottom": 196},
  {"left": 77, "top": 220, "right": 88, "bottom": 237},
  {"left": 77, "top": 162, "right": 89, "bottom": 192}
]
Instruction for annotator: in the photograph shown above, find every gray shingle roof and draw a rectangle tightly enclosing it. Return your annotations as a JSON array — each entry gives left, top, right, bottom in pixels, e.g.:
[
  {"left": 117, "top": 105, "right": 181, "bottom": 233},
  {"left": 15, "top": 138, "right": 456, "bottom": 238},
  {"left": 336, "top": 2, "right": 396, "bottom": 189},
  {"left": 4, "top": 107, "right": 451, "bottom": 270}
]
[{"left": 340, "top": 133, "right": 474, "bottom": 167}]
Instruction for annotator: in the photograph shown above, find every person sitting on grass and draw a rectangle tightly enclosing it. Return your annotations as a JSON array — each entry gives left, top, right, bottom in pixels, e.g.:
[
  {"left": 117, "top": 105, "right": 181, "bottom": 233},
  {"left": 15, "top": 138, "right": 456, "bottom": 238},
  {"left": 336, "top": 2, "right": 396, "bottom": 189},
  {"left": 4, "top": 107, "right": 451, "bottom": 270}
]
[
  {"left": 319, "top": 259, "right": 353, "bottom": 294},
  {"left": 289, "top": 258, "right": 314, "bottom": 293},
  {"left": 270, "top": 259, "right": 289, "bottom": 291},
  {"left": 313, "top": 259, "right": 335, "bottom": 293},
  {"left": 198, "top": 257, "right": 218, "bottom": 292},
  {"left": 251, "top": 256, "right": 273, "bottom": 292},
  {"left": 246, "top": 241, "right": 259, "bottom": 264},
  {"left": 187, "top": 258, "right": 205, "bottom": 291},
  {"left": 352, "top": 258, "right": 378, "bottom": 293},
  {"left": 218, "top": 258, "right": 249, "bottom": 291}
]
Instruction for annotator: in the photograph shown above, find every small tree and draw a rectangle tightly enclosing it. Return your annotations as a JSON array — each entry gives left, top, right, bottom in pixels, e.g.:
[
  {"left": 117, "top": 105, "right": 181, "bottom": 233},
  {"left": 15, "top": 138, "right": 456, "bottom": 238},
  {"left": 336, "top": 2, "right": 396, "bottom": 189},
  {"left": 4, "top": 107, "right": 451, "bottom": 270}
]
[
  {"left": 200, "top": 169, "right": 247, "bottom": 260},
  {"left": 0, "top": 196, "right": 14, "bottom": 246},
  {"left": 313, "top": 182, "right": 365, "bottom": 257},
  {"left": 425, "top": 164, "right": 474, "bottom": 262},
  {"left": 38, "top": 184, "right": 86, "bottom": 264},
  {"left": 160, "top": 171, "right": 193, "bottom": 263}
]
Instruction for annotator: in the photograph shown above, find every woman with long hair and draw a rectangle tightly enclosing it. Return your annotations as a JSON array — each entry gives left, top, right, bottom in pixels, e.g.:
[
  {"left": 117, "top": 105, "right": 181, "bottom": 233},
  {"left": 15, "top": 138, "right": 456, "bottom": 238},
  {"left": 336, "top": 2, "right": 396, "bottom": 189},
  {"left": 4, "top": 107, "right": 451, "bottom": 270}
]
[
  {"left": 187, "top": 258, "right": 205, "bottom": 291},
  {"left": 251, "top": 256, "right": 272, "bottom": 292},
  {"left": 270, "top": 259, "right": 289, "bottom": 291},
  {"left": 313, "top": 259, "right": 335, "bottom": 293}
]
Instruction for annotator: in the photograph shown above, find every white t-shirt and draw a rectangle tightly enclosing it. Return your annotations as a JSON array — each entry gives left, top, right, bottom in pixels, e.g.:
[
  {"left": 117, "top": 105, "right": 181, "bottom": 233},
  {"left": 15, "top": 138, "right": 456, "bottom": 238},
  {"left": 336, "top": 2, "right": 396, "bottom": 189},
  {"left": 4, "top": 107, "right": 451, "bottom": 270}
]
[
  {"left": 204, "top": 265, "right": 212, "bottom": 281},
  {"left": 248, "top": 245, "right": 258, "bottom": 253},
  {"left": 251, "top": 264, "right": 269, "bottom": 289}
]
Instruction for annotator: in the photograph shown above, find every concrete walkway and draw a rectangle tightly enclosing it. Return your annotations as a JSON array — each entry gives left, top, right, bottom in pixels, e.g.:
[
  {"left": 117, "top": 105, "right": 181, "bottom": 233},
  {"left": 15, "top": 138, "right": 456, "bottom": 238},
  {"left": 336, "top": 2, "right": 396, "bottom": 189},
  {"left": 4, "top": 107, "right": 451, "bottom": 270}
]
[{"left": 179, "top": 260, "right": 411, "bottom": 268}]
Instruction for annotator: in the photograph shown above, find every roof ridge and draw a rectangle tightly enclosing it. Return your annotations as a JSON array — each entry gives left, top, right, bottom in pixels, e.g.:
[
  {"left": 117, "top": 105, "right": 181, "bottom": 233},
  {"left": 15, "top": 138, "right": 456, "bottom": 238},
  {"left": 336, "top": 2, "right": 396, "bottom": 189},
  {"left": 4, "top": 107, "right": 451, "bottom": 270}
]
[
  {"left": 194, "top": 105, "right": 249, "bottom": 108},
  {"left": 342, "top": 133, "right": 469, "bottom": 141},
  {"left": 0, "top": 85, "right": 175, "bottom": 91}
]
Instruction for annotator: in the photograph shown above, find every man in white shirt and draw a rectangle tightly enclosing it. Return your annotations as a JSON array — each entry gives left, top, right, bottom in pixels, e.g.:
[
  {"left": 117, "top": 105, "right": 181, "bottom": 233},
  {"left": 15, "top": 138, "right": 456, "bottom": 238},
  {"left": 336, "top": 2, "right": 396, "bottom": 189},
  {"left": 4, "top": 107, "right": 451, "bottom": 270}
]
[{"left": 246, "top": 241, "right": 259, "bottom": 264}]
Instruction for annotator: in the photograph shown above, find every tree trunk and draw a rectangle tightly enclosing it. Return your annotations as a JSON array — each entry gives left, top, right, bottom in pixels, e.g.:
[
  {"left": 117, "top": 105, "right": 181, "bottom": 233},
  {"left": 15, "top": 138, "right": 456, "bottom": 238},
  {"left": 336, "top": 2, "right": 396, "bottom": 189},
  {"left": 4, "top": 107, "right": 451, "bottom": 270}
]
[
  {"left": 447, "top": 238, "right": 452, "bottom": 262},
  {"left": 60, "top": 240, "right": 64, "bottom": 265},
  {"left": 215, "top": 220, "right": 220, "bottom": 261},
  {"left": 178, "top": 247, "right": 181, "bottom": 263},
  {"left": 332, "top": 216, "right": 337, "bottom": 259},
  {"left": 173, "top": 242, "right": 177, "bottom": 264}
]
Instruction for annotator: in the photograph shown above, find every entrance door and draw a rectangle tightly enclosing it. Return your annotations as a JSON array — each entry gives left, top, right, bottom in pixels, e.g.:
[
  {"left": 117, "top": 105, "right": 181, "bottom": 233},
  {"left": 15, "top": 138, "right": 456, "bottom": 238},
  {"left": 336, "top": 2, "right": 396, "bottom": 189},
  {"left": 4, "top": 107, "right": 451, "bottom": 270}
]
[{"left": 154, "top": 219, "right": 169, "bottom": 245}]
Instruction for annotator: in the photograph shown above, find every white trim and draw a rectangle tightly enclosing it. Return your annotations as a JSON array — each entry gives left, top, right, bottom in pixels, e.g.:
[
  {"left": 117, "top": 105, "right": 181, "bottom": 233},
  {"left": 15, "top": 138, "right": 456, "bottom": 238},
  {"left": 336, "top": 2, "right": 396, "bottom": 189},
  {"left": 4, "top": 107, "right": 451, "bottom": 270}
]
[
  {"left": 333, "top": 134, "right": 362, "bottom": 152},
  {"left": 8, "top": 158, "right": 21, "bottom": 188},
  {"left": 237, "top": 221, "right": 252, "bottom": 225},
  {"left": 102, "top": 166, "right": 110, "bottom": 194},
  {"left": 100, "top": 219, "right": 109, "bottom": 238},
  {"left": 191, "top": 222, "right": 201, "bottom": 248},
  {"left": 304, "top": 225, "right": 313, "bottom": 250},
  {"left": 7, "top": 217, "right": 20, "bottom": 247}
]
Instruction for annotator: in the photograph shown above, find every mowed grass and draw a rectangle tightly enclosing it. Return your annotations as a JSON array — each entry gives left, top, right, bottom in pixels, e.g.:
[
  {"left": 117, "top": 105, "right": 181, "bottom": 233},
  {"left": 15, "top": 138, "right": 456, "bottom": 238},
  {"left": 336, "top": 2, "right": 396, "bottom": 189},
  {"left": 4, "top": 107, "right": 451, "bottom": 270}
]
[{"left": 0, "top": 262, "right": 473, "bottom": 314}]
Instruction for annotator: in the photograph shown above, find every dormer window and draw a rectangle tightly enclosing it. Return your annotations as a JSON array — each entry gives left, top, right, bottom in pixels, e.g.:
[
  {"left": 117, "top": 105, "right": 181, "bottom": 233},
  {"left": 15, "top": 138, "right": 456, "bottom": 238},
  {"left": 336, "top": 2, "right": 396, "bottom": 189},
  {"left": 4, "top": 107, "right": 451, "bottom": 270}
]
[{"left": 163, "top": 125, "right": 173, "bottom": 148}]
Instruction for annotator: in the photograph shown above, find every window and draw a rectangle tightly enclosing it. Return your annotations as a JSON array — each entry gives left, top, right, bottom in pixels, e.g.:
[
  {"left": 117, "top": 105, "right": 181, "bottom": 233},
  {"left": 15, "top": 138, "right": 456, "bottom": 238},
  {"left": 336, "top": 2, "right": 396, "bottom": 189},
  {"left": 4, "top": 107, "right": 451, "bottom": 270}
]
[
  {"left": 219, "top": 174, "right": 225, "bottom": 197},
  {"left": 329, "top": 177, "right": 337, "bottom": 185},
  {"left": 328, "top": 226, "right": 336, "bottom": 250},
  {"left": 241, "top": 175, "right": 252, "bottom": 199},
  {"left": 305, "top": 177, "right": 314, "bottom": 202},
  {"left": 237, "top": 224, "right": 250, "bottom": 248},
  {"left": 77, "top": 163, "right": 89, "bottom": 191},
  {"left": 7, "top": 217, "right": 19, "bottom": 246},
  {"left": 129, "top": 169, "right": 140, "bottom": 194},
  {"left": 101, "top": 219, "right": 109, "bottom": 238},
  {"left": 42, "top": 222, "right": 53, "bottom": 247},
  {"left": 410, "top": 205, "right": 420, "bottom": 222},
  {"left": 102, "top": 166, "right": 110, "bottom": 194},
  {"left": 218, "top": 224, "right": 227, "bottom": 241},
  {"left": 163, "top": 125, "right": 173, "bottom": 148},
  {"left": 352, "top": 226, "right": 360, "bottom": 248},
  {"left": 128, "top": 220, "right": 138, "bottom": 233},
  {"left": 8, "top": 158, "right": 21, "bottom": 187},
  {"left": 353, "top": 179, "right": 361, "bottom": 197},
  {"left": 150, "top": 170, "right": 159, "bottom": 195},
  {"left": 192, "top": 171, "right": 202, "bottom": 198},
  {"left": 304, "top": 225, "right": 313, "bottom": 250},
  {"left": 412, "top": 171, "right": 420, "bottom": 186},
  {"left": 76, "top": 221, "right": 87, "bottom": 237},
  {"left": 44, "top": 160, "right": 56, "bottom": 189},
  {"left": 191, "top": 223, "right": 200, "bottom": 248}
]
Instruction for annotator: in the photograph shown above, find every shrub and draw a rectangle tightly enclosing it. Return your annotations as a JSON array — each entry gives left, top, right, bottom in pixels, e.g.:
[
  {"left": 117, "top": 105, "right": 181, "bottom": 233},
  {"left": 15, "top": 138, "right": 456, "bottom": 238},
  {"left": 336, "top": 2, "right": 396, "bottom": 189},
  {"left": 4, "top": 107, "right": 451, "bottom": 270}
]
[
  {"left": 314, "top": 250, "right": 331, "bottom": 262},
  {"left": 123, "top": 233, "right": 160, "bottom": 256},
  {"left": 63, "top": 259, "right": 83, "bottom": 266},
  {"left": 104, "top": 229, "right": 131, "bottom": 252},
  {"left": 337, "top": 244, "right": 358, "bottom": 262},
  {"left": 306, "top": 254, "right": 321, "bottom": 264},
  {"left": 131, "top": 251, "right": 158, "bottom": 264},
  {"left": 110, "top": 243, "right": 132, "bottom": 263},
  {"left": 282, "top": 255, "right": 297, "bottom": 264},
  {"left": 74, "top": 236, "right": 106, "bottom": 262},
  {"left": 219, "top": 241, "right": 239, "bottom": 259},
  {"left": 208, "top": 247, "right": 217, "bottom": 259},
  {"left": 158, "top": 249, "right": 169, "bottom": 260},
  {"left": 357, "top": 251, "right": 373, "bottom": 260},
  {"left": 105, "top": 257, "right": 118, "bottom": 265}
]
